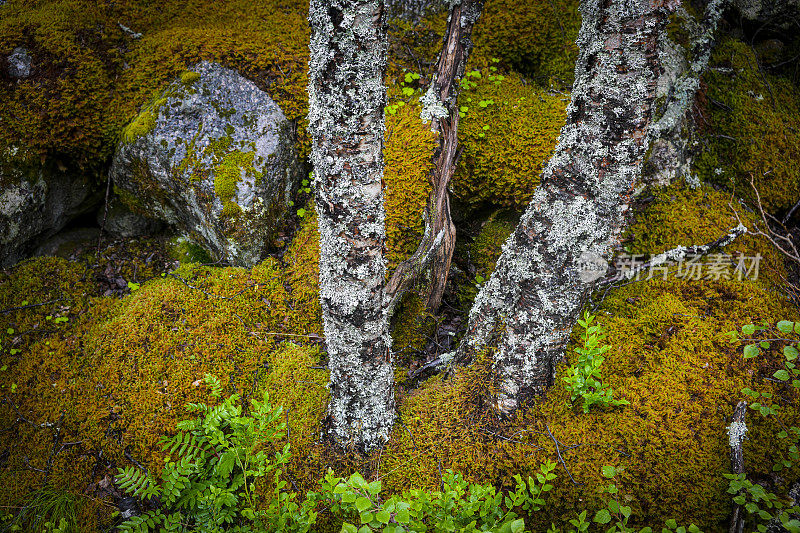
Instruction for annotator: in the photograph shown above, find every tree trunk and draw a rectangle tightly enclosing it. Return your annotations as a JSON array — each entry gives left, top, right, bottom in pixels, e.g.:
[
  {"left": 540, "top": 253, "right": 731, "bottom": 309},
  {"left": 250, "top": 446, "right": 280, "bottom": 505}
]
[
  {"left": 384, "top": 0, "right": 486, "bottom": 315},
  {"left": 644, "top": 0, "right": 725, "bottom": 186},
  {"left": 307, "top": 0, "right": 394, "bottom": 451},
  {"left": 456, "top": 0, "right": 679, "bottom": 413}
]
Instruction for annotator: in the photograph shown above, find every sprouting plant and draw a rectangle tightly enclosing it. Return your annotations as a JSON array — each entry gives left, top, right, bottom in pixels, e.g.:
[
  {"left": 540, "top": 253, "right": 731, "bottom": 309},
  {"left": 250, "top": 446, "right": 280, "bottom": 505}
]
[
  {"left": 563, "top": 312, "right": 629, "bottom": 413},
  {"left": 318, "top": 461, "right": 558, "bottom": 533},
  {"left": 115, "top": 374, "right": 315, "bottom": 532},
  {"left": 726, "top": 319, "right": 800, "bottom": 532},
  {"left": 8, "top": 484, "right": 81, "bottom": 533}
]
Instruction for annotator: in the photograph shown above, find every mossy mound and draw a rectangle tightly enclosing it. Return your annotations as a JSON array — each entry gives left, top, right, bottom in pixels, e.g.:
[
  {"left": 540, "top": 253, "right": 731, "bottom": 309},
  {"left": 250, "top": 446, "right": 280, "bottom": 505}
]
[
  {"left": 471, "top": 0, "right": 580, "bottom": 88},
  {"left": 0, "top": 213, "right": 324, "bottom": 528},
  {"left": 454, "top": 72, "right": 568, "bottom": 211},
  {"left": 695, "top": 37, "right": 800, "bottom": 214},
  {"left": 0, "top": 0, "right": 310, "bottom": 174}
]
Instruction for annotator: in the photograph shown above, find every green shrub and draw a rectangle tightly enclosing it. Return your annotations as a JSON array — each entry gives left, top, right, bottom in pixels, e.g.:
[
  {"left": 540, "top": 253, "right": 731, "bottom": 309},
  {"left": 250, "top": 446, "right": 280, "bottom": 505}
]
[
  {"left": 563, "top": 313, "right": 629, "bottom": 413},
  {"left": 114, "top": 374, "right": 316, "bottom": 532}
]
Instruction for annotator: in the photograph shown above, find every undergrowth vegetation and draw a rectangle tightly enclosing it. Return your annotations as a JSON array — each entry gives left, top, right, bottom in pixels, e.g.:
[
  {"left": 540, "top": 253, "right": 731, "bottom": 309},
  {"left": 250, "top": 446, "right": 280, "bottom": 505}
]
[{"left": 0, "top": 0, "right": 799, "bottom": 530}]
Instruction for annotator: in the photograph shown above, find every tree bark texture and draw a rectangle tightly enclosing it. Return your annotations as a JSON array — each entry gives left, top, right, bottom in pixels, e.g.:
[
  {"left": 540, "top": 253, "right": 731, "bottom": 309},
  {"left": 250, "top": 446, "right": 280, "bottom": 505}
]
[
  {"left": 457, "top": 0, "right": 678, "bottom": 413},
  {"left": 384, "top": 0, "right": 485, "bottom": 315},
  {"left": 307, "top": 0, "right": 394, "bottom": 451},
  {"left": 728, "top": 400, "right": 747, "bottom": 533},
  {"left": 644, "top": 0, "right": 725, "bottom": 186}
]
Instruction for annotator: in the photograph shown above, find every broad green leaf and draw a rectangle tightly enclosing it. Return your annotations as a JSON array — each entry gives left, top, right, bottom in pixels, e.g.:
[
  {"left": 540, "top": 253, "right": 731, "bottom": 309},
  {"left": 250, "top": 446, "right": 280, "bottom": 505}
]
[
  {"left": 356, "top": 497, "right": 372, "bottom": 512},
  {"left": 594, "top": 509, "right": 612, "bottom": 524},
  {"left": 775, "top": 369, "right": 790, "bottom": 381},
  {"left": 743, "top": 344, "right": 760, "bottom": 359}
]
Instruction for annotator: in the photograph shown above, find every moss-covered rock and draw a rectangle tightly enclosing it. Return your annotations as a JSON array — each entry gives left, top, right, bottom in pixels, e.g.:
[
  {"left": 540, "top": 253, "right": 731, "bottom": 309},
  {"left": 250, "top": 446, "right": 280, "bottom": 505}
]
[
  {"left": 110, "top": 61, "right": 300, "bottom": 267},
  {"left": 695, "top": 37, "right": 800, "bottom": 214}
]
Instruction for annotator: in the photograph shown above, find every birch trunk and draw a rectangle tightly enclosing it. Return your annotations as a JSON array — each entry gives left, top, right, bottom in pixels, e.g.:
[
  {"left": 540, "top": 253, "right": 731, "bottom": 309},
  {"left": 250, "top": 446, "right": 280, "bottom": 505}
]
[
  {"left": 307, "top": 0, "right": 394, "bottom": 451},
  {"left": 457, "top": 0, "right": 678, "bottom": 413}
]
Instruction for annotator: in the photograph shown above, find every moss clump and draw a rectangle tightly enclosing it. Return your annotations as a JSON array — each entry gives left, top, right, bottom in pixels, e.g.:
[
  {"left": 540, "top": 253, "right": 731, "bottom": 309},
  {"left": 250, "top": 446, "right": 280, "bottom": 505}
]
[
  {"left": 695, "top": 37, "right": 800, "bottom": 214},
  {"left": 471, "top": 0, "right": 580, "bottom": 87},
  {"left": 179, "top": 70, "right": 201, "bottom": 85},
  {"left": 121, "top": 97, "right": 168, "bottom": 144},
  {"left": 625, "top": 182, "right": 787, "bottom": 286},
  {"left": 213, "top": 150, "right": 255, "bottom": 217},
  {"left": 454, "top": 72, "right": 568, "bottom": 211},
  {"left": 169, "top": 237, "right": 214, "bottom": 264}
]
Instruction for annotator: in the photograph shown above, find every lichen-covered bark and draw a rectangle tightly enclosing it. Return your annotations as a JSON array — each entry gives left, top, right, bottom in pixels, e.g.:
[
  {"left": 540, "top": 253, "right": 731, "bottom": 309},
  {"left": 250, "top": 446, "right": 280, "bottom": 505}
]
[
  {"left": 384, "top": 0, "right": 485, "bottom": 314},
  {"left": 644, "top": 0, "right": 725, "bottom": 186},
  {"left": 307, "top": 0, "right": 394, "bottom": 451},
  {"left": 457, "top": 0, "right": 678, "bottom": 413}
]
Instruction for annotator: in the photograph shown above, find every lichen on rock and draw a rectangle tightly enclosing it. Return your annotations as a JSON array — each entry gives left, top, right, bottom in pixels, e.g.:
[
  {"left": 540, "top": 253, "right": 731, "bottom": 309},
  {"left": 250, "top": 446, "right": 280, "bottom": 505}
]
[{"left": 111, "top": 61, "right": 300, "bottom": 267}]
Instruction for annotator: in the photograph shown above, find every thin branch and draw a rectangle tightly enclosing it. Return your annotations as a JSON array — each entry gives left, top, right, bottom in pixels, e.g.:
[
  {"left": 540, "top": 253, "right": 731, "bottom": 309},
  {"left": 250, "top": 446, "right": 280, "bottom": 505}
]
[{"left": 0, "top": 299, "right": 64, "bottom": 315}]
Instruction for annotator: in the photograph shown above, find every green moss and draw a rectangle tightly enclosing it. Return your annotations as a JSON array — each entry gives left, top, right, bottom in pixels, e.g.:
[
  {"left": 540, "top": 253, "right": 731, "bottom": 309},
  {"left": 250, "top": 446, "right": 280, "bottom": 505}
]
[
  {"left": 213, "top": 150, "right": 254, "bottom": 217},
  {"left": 626, "top": 182, "right": 787, "bottom": 286},
  {"left": 121, "top": 97, "right": 168, "bottom": 144},
  {"left": 179, "top": 70, "right": 201, "bottom": 85},
  {"left": 169, "top": 237, "right": 214, "bottom": 264},
  {"left": 471, "top": 0, "right": 580, "bottom": 88},
  {"left": 382, "top": 100, "right": 437, "bottom": 268},
  {"left": 454, "top": 72, "right": 568, "bottom": 210},
  {"left": 390, "top": 292, "right": 435, "bottom": 365},
  {"left": 0, "top": 0, "right": 311, "bottom": 174},
  {"left": 470, "top": 210, "right": 517, "bottom": 276},
  {"left": 695, "top": 37, "right": 800, "bottom": 214}
]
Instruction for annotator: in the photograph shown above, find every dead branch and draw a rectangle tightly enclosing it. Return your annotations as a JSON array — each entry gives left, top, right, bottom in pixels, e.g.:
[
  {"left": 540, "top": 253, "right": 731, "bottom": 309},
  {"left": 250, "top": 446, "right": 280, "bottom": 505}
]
[
  {"left": 728, "top": 401, "right": 747, "bottom": 533},
  {"left": 384, "top": 0, "right": 485, "bottom": 316}
]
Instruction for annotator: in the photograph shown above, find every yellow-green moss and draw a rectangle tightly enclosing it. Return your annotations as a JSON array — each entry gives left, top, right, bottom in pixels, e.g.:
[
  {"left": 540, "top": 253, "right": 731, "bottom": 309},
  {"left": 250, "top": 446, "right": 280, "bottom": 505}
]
[
  {"left": 695, "top": 37, "right": 800, "bottom": 214},
  {"left": 470, "top": 210, "right": 517, "bottom": 275},
  {"left": 454, "top": 72, "right": 568, "bottom": 210},
  {"left": 169, "top": 237, "right": 214, "bottom": 264},
  {"left": 372, "top": 184, "right": 800, "bottom": 531},
  {"left": 383, "top": 100, "right": 437, "bottom": 268},
  {"left": 179, "top": 70, "right": 201, "bottom": 85},
  {"left": 626, "top": 182, "right": 788, "bottom": 286},
  {"left": 390, "top": 292, "right": 435, "bottom": 364},
  {"left": 0, "top": 0, "right": 311, "bottom": 174},
  {"left": 213, "top": 150, "right": 254, "bottom": 216},
  {"left": 471, "top": 0, "right": 580, "bottom": 88},
  {"left": 121, "top": 97, "right": 168, "bottom": 144}
]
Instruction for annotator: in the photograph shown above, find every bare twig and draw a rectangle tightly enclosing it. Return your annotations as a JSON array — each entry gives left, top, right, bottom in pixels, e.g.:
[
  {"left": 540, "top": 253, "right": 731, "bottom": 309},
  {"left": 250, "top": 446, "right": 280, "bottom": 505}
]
[
  {"left": 0, "top": 299, "right": 64, "bottom": 315},
  {"left": 546, "top": 424, "right": 581, "bottom": 486}
]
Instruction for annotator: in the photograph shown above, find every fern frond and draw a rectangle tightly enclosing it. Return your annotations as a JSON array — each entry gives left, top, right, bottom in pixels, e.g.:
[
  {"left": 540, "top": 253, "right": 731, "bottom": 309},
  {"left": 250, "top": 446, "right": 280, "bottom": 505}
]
[{"left": 115, "top": 467, "right": 160, "bottom": 500}]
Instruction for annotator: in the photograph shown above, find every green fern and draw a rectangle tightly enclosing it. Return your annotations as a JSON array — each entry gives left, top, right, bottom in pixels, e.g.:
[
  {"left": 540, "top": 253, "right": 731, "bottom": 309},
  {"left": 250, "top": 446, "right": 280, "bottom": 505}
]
[
  {"left": 114, "top": 376, "right": 300, "bottom": 532},
  {"left": 115, "top": 467, "right": 161, "bottom": 501}
]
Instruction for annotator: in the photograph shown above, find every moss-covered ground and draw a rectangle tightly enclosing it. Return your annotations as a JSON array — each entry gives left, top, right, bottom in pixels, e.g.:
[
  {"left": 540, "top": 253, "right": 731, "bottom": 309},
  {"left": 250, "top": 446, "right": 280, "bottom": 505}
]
[{"left": 1, "top": 0, "right": 799, "bottom": 531}]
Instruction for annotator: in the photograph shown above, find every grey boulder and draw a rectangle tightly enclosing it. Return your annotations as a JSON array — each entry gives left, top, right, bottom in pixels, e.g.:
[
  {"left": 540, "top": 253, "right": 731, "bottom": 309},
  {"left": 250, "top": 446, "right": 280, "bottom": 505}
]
[
  {"left": 7, "top": 47, "right": 32, "bottom": 79},
  {"left": 110, "top": 61, "right": 299, "bottom": 267}
]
